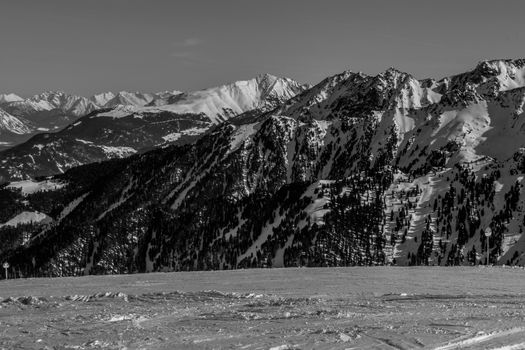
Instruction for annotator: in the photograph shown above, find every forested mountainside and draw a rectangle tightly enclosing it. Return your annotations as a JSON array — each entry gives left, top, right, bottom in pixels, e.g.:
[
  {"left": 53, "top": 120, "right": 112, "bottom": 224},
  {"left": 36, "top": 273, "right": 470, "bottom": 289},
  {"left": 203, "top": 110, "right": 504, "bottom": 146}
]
[
  {"left": 0, "top": 74, "right": 307, "bottom": 182},
  {"left": 1, "top": 59, "right": 525, "bottom": 276}
]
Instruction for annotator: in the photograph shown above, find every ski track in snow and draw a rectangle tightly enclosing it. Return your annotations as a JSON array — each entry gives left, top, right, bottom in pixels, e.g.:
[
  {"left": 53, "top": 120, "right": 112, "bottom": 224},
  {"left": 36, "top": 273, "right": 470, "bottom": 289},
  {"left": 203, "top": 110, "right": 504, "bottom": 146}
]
[{"left": 432, "top": 327, "right": 525, "bottom": 350}]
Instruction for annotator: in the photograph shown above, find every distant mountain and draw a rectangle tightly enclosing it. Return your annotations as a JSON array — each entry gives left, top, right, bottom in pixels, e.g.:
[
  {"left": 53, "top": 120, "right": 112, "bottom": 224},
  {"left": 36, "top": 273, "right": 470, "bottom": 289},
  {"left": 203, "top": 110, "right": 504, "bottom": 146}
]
[
  {"left": 89, "top": 92, "right": 116, "bottom": 107},
  {"left": 0, "top": 93, "right": 23, "bottom": 104},
  {"left": 103, "top": 91, "right": 155, "bottom": 108},
  {"left": 146, "top": 92, "right": 185, "bottom": 107},
  {"left": 0, "top": 90, "right": 182, "bottom": 150},
  {"left": 0, "top": 109, "right": 33, "bottom": 148},
  {"left": 138, "top": 73, "right": 309, "bottom": 123},
  {"left": 0, "top": 91, "right": 98, "bottom": 149},
  {"left": 1, "top": 91, "right": 99, "bottom": 127},
  {"left": 1, "top": 59, "right": 525, "bottom": 276},
  {"left": 101, "top": 74, "right": 308, "bottom": 123},
  {"left": 0, "top": 75, "right": 309, "bottom": 181}
]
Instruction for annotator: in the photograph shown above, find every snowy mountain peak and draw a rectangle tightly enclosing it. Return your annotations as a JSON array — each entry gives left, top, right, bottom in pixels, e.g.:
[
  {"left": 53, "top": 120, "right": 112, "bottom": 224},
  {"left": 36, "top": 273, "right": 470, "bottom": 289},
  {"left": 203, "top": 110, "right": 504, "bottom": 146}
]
[
  {"left": 27, "top": 90, "right": 99, "bottom": 117},
  {"left": 0, "top": 93, "right": 23, "bottom": 104},
  {"left": 254, "top": 73, "right": 284, "bottom": 87},
  {"left": 103, "top": 91, "right": 156, "bottom": 108},
  {"left": 256, "top": 72, "right": 276, "bottom": 80},
  {"left": 382, "top": 66, "right": 408, "bottom": 76},
  {"left": 29, "top": 90, "right": 69, "bottom": 105},
  {"left": 89, "top": 92, "right": 116, "bottom": 106},
  {"left": 31, "top": 90, "right": 66, "bottom": 97},
  {"left": 442, "top": 59, "right": 525, "bottom": 101},
  {"left": 274, "top": 67, "right": 438, "bottom": 121},
  {"left": 476, "top": 58, "right": 525, "bottom": 73},
  {"left": 375, "top": 67, "right": 414, "bottom": 86},
  {"left": 97, "top": 75, "right": 309, "bottom": 124},
  {"left": 154, "top": 90, "right": 183, "bottom": 99}
]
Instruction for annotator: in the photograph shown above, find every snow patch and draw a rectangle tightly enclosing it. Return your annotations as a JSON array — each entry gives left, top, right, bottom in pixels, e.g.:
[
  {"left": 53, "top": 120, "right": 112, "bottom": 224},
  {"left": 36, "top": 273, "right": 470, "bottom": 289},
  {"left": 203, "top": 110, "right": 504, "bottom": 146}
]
[
  {"left": 162, "top": 132, "right": 182, "bottom": 142},
  {"left": 100, "top": 145, "right": 136, "bottom": 157},
  {"left": 230, "top": 123, "right": 257, "bottom": 151},
  {"left": 0, "top": 211, "right": 52, "bottom": 228},
  {"left": 7, "top": 179, "right": 66, "bottom": 195}
]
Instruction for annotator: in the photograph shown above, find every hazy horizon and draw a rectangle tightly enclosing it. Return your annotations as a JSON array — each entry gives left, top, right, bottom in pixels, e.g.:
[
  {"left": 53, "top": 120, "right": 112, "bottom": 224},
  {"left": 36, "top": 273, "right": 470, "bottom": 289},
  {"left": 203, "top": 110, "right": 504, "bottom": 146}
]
[{"left": 1, "top": 0, "right": 523, "bottom": 97}]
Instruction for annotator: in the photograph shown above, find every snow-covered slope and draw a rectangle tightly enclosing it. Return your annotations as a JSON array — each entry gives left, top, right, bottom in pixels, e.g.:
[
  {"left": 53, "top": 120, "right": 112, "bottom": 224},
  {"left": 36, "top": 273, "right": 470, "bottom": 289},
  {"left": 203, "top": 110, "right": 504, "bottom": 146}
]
[
  {"left": 6, "top": 179, "right": 66, "bottom": 195},
  {"left": 0, "top": 109, "right": 32, "bottom": 135},
  {"left": 100, "top": 91, "right": 184, "bottom": 108},
  {"left": 27, "top": 91, "right": 99, "bottom": 118},
  {"left": 2, "top": 91, "right": 99, "bottom": 121},
  {"left": 0, "top": 211, "right": 52, "bottom": 228},
  {"left": 102, "top": 91, "right": 156, "bottom": 108},
  {"left": 0, "top": 108, "right": 34, "bottom": 149},
  {"left": 98, "top": 74, "right": 309, "bottom": 123},
  {"left": 89, "top": 92, "right": 115, "bottom": 106},
  {"left": 0, "top": 93, "right": 23, "bottom": 104}
]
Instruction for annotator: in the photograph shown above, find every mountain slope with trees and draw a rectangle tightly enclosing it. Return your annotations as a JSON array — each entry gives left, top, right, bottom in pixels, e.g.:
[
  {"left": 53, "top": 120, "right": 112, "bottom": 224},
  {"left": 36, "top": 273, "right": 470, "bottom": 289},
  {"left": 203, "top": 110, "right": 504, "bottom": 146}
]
[{"left": 1, "top": 59, "right": 525, "bottom": 276}]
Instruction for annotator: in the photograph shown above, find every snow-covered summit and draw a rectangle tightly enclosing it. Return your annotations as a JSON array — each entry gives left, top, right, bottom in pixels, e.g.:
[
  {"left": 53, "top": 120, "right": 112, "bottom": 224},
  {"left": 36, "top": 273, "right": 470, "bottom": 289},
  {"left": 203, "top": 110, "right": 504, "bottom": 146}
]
[
  {"left": 0, "top": 91, "right": 100, "bottom": 121},
  {"left": 274, "top": 67, "right": 441, "bottom": 121},
  {"left": 96, "top": 74, "right": 309, "bottom": 123},
  {"left": 440, "top": 59, "right": 525, "bottom": 100},
  {"left": 0, "top": 93, "right": 23, "bottom": 104},
  {"left": 103, "top": 91, "right": 155, "bottom": 108},
  {"left": 89, "top": 92, "right": 116, "bottom": 106},
  {"left": 144, "top": 91, "right": 184, "bottom": 107},
  {"left": 154, "top": 90, "right": 183, "bottom": 99},
  {"left": 27, "top": 90, "right": 99, "bottom": 117}
]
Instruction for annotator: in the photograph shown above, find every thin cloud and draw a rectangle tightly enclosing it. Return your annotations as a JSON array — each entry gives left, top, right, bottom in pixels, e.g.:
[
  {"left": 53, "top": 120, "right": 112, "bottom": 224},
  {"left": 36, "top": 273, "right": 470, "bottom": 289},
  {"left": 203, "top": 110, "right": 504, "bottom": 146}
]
[
  {"left": 171, "top": 52, "right": 192, "bottom": 58},
  {"left": 174, "top": 38, "right": 202, "bottom": 47},
  {"left": 170, "top": 51, "right": 212, "bottom": 65},
  {"left": 171, "top": 38, "right": 208, "bottom": 64}
]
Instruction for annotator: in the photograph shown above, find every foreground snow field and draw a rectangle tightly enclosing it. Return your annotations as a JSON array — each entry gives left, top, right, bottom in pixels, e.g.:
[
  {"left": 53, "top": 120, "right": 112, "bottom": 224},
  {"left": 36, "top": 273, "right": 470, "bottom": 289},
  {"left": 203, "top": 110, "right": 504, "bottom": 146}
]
[{"left": 1, "top": 267, "right": 525, "bottom": 349}]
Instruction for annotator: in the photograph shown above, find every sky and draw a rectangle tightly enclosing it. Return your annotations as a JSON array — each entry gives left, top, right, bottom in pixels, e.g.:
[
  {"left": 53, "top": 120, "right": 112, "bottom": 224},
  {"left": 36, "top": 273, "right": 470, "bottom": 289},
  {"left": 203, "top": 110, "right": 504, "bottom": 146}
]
[{"left": 0, "top": 0, "right": 523, "bottom": 97}]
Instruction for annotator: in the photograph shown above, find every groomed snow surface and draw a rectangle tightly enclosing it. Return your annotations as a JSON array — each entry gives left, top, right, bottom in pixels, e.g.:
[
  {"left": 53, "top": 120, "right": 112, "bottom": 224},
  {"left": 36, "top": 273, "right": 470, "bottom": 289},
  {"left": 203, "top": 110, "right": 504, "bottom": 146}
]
[{"left": 1, "top": 267, "right": 525, "bottom": 349}]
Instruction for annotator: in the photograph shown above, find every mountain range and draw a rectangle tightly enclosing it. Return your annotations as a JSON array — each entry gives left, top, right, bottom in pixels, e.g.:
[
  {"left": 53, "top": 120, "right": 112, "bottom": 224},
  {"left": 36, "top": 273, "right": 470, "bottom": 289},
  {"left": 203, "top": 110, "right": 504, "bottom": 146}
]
[
  {"left": 1, "top": 59, "right": 525, "bottom": 276},
  {"left": 0, "top": 74, "right": 308, "bottom": 181},
  {"left": 0, "top": 89, "right": 184, "bottom": 150}
]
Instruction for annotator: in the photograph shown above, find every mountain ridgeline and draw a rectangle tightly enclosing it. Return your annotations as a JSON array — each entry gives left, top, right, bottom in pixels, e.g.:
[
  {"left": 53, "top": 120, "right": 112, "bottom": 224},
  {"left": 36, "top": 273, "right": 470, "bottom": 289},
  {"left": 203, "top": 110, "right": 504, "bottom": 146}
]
[
  {"left": 0, "top": 75, "right": 308, "bottom": 182},
  {"left": 1, "top": 59, "right": 525, "bottom": 276},
  {"left": 0, "top": 90, "right": 178, "bottom": 151}
]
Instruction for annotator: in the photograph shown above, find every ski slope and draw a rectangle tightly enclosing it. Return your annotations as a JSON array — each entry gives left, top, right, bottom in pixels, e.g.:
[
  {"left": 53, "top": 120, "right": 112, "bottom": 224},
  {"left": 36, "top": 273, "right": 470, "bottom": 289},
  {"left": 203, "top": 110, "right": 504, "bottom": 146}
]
[{"left": 0, "top": 267, "right": 525, "bottom": 349}]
